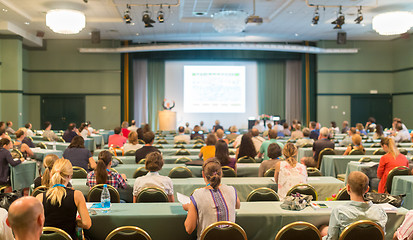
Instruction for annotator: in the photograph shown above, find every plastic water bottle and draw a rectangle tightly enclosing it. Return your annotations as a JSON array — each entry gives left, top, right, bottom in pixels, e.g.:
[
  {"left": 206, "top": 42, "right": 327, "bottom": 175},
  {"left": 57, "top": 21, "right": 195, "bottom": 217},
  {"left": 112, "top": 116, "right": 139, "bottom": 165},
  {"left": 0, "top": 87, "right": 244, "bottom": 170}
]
[{"left": 100, "top": 184, "right": 111, "bottom": 212}]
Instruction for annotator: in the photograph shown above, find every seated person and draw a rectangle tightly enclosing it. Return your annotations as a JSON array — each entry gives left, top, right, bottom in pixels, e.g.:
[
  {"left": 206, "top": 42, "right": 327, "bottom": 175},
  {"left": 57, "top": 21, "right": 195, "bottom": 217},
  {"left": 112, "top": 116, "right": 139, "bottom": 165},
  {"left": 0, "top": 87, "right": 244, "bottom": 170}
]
[
  {"left": 356, "top": 123, "right": 367, "bottom": 136},
  {"left": 343, "top": 134, "right": 365, "bottom": 155},
  {"left": 214, "top": 140, "right": 236, "bottom": 171},
  {"left": 135, "top": 131, "right": 160, "bottom": 163},
  {"left": 79, "top": 122, "right": 91, "bottom": 140},
  {"left": 301, "top": 127, "right": 334, "bottom": 168},
  {"left": 274, "top": 143, "right": 307, "bottom": 199},
  {"left": 258, "top": 143, "right": 282, "bottom": 177},
  {"left": 42, "top": 121, "right": 60, "bottom": 141},
  {"left": 215, "top": 129, "right": 228, "bottom": 145},
  {"left": 226, "top": 125, "right": 239, "bottom": 141},
  {"left": 295, "top": 128, "right": 314, "bottom": 148},
  {"left": 18, "top": 128, "right": 35, "bottom": 148},
  {"left": 258, "top": 130, "right": 284, "bottom": 160},
  {"left": 320, "top": 171, "right": 387, "bottom": 240},
  {"left": 212, "top": 120, "right": 223, "bottom": 132},
  {"left": 133, "top": 152, "right": 174, "bottom": 202},
  {"left": 63, "top": 136, "right": 96, "bottom": 172},
  {"left": 393, "top": 210, "right": 413, "bottom": 240},
  {"left": 121, "top": 121, "right": 130, "bottom": 139},
  {"left": 108, "top": 127, "right": 127, "bottom": 148},
  {"left": 25, "top": 122, "right": 34, "bottom": 137},
  {"left": 0, "top": 138, "right": 24, "bottom": 187},
  {"left": 0, "top": 128, "right": 11, "bottom": 141},
  {"left": 184, "top": 122, "right": 192, "bottom": 134},
  {"left": 236, "top": 133, "right": 257, "bottom": 160},
  {"left": 174, "top": 126, "right": 190, "bottom": 144},
  {"left": 87, "top": 150, "right": 127, "bottom": 189},
  {"left": 251, "top": 128, "right": 265, "bottom": 152},
  {"left": 183, "top": 158, "right": 240, "bottom": 239},
  {"left": 123, "top": 131, "right": 142, "bottom": 152},
  {"left": 190, "top": 125, "right": 204, "bottom": 140},
  {"left": 13, "top": 129, "right": 33, "bottom": 158},
  {"left": 34, "top": 154, "right": 60, "bottom": 188},
  {"left": 339, "top": 127, "right": 356, "bottom": 147},
  {"left": 290, "top": 124, "right": 304, "bottom": 140},
  {"left": 393, "top": 123, "right": 411, "bottom": 143},
  {"left": 5, "top": 121, "right": 15, "bottom": 136},
  {"left": 199, "top": 134, "right": 217, "bottom": 161},
  {"left": 62, "top": 123, "right": 79, "bottom": 143}
]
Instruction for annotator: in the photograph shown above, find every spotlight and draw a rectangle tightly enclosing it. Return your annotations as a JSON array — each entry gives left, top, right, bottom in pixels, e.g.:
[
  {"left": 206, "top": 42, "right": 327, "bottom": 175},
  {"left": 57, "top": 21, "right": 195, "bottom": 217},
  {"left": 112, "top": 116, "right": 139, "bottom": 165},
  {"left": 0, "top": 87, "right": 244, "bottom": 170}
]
[
  {"left": 312, "top": 6, "right": 320, "bottom": 25},
  {"left": 124, "top": 4, "right": 132, "bottom": 24},
  {"left": 158, "top": 5, "right": 164, "bottom": 23},
  {"left": 332, "top": 6, "right": 345, "bottom": 29},
  {"left": 354, "top": 6, "right": 363, "bottom": 24}
]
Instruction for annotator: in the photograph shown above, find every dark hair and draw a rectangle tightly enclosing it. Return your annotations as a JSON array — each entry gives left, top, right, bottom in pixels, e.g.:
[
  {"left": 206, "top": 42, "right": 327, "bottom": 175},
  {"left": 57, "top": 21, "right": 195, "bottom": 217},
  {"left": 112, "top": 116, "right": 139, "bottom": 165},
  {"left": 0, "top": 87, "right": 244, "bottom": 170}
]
[
  {"left": 205, "top": 134, "right": 217, "bottom": 146},
  {"left": 145, "top": 152, "right": 164, "bottom": 171},
  {"left": 6, "top": 121, "right": 12, "bottom": 127},
  {"left": 95, "top": 150, "right": 112, "bottom": 185},
  {"left": 0, "top": 128, "right": 5, "bottom": 136},
  {"left": 376, "top": 124, "right": 383, "bottom": 136},
  {"left": 79, "top": 123, "right": 87, "bottom": 133},
  {"left": 68, "top": 136, "right": 85, "bottom": 148},
  {"left": 68, "top": 123, "right": 76, "bottom": 131},
  {"left": 238, "top": 134, "right": 257, "bottom": 158},
  {"left": 25, "top": 123, "right": 31, "bottom": 129},
  {"left": 44, "top": 121, "right": 51, "bottom": 129},
  {"left": 215, "top": 140, "right": 230, "bottom": 166},
  {"left": 331, "top": 121, "right": 337, "bottom": 128},
  {"left": 368, "top": 117, "right": 376, "bottom": 123},
  {"left": 178, "top": 126, "right": 185, "bottom": 133},
  {"left": 267, "top": 143, "right": 282, "bottom": 159},
  {"left": 283, "top": 122, "right": 289, "bottom": 129},
  {"left": 15, "top": 130, "right": 24, "bottom": 139},
  {"left": 142, "top": 124, "right": 151, "bottom": 133},
  {"left": 137, "top": 128, "right": 144, "bottom": 140},
  {"left": 143, "top": 131, "right": 155, "bottom": 144},
  {"left": 131, "top": 120, "right": 136, "bottom": 126},
  {"left": 310, "top": 121, "right": 316, "bottom": 129},
  {"left": 268, "top": 129, "right": 278, "bottom": 139},
  {"left": 0, "top": 138, "right": 10, "bottom": 148},
  {"left": 302, "top": 128, "right": 311, "bottom": 137},
  {"left": 0, "top": 122, "right": 4, "bottom": 129},
  {"left": 114, "top": 127, "right": 121, "bottom": 134},
  {"left": 203, "top": 158, "right": 222, "bottom": 189},
  {"left": 396, "top": 123, "right": 403, "bottom": 131},
  {"left": 349, "top": 127, "right": 357, "bottom": 135},
  {"left": 41, "top": 154, "right": 60, "bottom": 187}
]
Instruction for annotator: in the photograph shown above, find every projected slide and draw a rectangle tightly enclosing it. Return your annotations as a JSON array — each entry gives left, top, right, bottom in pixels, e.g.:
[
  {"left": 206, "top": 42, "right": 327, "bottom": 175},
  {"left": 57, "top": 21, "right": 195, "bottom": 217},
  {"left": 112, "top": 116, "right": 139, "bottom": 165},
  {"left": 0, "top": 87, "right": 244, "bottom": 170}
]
[{"left": 183, "top": 66, "right": 246, "bottom": 113}]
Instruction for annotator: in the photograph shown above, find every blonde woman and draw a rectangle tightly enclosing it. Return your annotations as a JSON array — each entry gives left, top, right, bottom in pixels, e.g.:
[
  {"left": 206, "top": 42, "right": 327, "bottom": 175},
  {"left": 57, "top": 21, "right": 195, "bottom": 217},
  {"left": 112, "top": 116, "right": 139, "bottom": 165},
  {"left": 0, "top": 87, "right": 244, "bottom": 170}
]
[
  {"left": 33, "top": 154, "right": 60, "bottom": 188},
  {"left": 123, "top": 131, "right": 142, "bottom": 152},
  {"left": 343, "top": 134, "right": 365, "bottom": 155},
  {"left": 274, "top": 142, "right": 308, "bottom": 199},
  {"left": 36, "top": 159, "right": 91, "bottom": 239}
]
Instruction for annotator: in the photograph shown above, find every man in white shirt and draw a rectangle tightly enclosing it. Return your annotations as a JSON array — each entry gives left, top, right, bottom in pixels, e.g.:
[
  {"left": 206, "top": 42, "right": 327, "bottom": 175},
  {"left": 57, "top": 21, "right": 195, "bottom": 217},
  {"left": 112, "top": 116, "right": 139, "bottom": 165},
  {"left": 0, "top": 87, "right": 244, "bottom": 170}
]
[
  {"left": 0, "top": 208, "right": 14, "bottom": 240},
  {"left": 128, "top": 120, "right": 138, "bottom": 132},
  {"left": 174, "top": 126, "right": 190, "bottom": 144},
  {"left": 251, "top": 128, "right": 265, "bottom": 152},
  {"left": 199, "top": 121, "right": 208, "bottom": 133},
  {"left": 393, "top": 123, "right": 411, "bottom": 143},
  {"left": 25, "top": 123, "right": 34, "bottom": 137},
  {"left": 252, "top": 120, "right": 265, "bottom": 133}
]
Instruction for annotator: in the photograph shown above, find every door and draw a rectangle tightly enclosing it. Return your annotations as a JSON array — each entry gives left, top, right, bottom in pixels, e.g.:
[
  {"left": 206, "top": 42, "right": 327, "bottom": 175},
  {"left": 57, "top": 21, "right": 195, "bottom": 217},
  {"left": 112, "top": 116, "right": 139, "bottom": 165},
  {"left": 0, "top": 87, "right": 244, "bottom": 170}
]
[
  {"left": 351, "top": 94, "right": 392, "bottom": 128},
  {"left": 41, "top": 95, "right": 85, "bottom": 130}
]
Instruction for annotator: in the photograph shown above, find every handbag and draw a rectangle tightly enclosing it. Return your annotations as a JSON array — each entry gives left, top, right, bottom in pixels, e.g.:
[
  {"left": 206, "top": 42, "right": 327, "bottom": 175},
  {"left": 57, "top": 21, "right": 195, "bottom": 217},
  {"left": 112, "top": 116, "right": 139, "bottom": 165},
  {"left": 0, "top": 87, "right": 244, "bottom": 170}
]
[
  {"left": 0, "top": 191, "right": 21, "bottom": 210},
  {"left": 281, "top": 193, "right": 312, "bottom": 211},
  {"left": 364, "top": 192, "right": 405, "bottom": 208}
]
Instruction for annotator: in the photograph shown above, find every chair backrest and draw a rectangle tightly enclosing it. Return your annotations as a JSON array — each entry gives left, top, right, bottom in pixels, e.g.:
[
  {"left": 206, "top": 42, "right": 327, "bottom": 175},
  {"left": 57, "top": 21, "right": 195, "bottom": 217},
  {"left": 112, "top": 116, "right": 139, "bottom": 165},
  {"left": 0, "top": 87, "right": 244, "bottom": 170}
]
[
  {"left": 200, "top": 221, "right": 247, "bottom": 240},
  {"left": 72, "top": 166, "right": 88, "bottom": 179},
  {"left": 174, "top": 144, "right": 185, "bottom": 149},
  {"left": 193, "top": 143, "right": 204, "bottom": 149},
  {"left": 349, "top": 149, "right": 365, "bottom": 155},
  {"left": 57, "top": 137, "right": 66, "bottom": 143},
  {"left": 229, "top": 149, "right": 236, "bottom": 155},
  {"left": 153, "top": 144, "right": 164, "bottom": 149},
  {"left": 237, "top": 156, "right": 256, "bottom": 163},
  {"left": 286, "top": 184, "right": 318, "bottom": 201},
  {"left": 339, "top": 220, "right": 384, "bottom": 240},
  {"left": 194, "top": 139, "right": 205, "bottom": 144},
  {"left": 41, "top": 227, "right": 73, "bottom": 240},
  {"left": 302, "top": 143, "right": 313, "bottom": 148},
  {"left": 37, "top": 142, "right": 47, "bottom": 149},
  {"left": 274, "top": 221, "right": 321, "bottom": 240},
  {"left": 370, "top": 143, "right": 381, "bottom": 148},
  {"left": 168, "top": 166, "right": 193, "bottom": 178},
  {"left": 138, "top": 139, "right": 145, "bottom": 144},
  {"left": 264, "top": 168, "right": 275, "bottom": 177},
  {"left": 373, "top": 149, "right": 386, "bottom": 155},
  {"left": 307, "top": 167, "right": 322, "bottom": 176},
  {"left": 317, "top": 148, "right": 335, "bottom": 169},
  {"left": 32, "top": 186, "right": 49, "bottom": 197},
  {"left": 156, "top": 139, "right": 168, "bottom": 144},
  {"left": 175, "top": 149, "right": 190, "bottom": 156},
  {"left": 114, "top": 156, "right": 123, "bottom": 164},
  {"left": 335, "top": 188, "right": 350, "bottom": 200},
  {"left": 174, "top": 157, "right": 192, "bottom": 164},
  {"left": 109, "top": 168, "right": 118, "bottom": 173},
  {"left": 222, "top": 166, "right": 237, "bottom": 177},
  {"left": 87, "top": 184, "right": 120, "bottom": 203},
  {"left": 399, "top": 148, "right": 408, "bottom": 155},
  {"left": 124, "top": 150, "right": 136, "bottom": 156},
  {"left": 138, "top": 158, "right": 146, "bottom": 164},
  {"left": 11, "top": 149, "right": 23, "bottom": 159},
  {"left": 43, "top": 136, "right": 52, "bottom": 142},
  {"left": 386, "top": 166, "right": 410, "bottom": 193},
  {"left": 133, "top": 167, "right": 148, "bottom": 178},
  {"left": 359, "top": 157, "right": 371, "bottom": 163},
  {"left": 175, "top": 140, "right": 187, "bottom": 145},
  {"left": 136, "top": 187, "right": 168, "bottom": 203},
  {"left": 105, "top": 226, "right": 152, "bottom": 240},
  {"left": 246, "top": 187, "right": 280, "bottom": 202}
]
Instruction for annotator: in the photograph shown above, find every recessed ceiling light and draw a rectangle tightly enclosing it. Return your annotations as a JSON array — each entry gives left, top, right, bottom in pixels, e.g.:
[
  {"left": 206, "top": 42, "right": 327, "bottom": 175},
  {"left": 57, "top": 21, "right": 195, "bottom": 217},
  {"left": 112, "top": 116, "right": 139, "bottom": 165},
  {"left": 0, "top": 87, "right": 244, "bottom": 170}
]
[
  {"left": 361, "top": 23, "right": 365, "bottom": 27},
  {"left": 171, "top": 23, "right": 174, "bottom": 26},
  {"left": 24, "top": 22, "right": 30, "bottom": 25},
  {"left": 288, "top": 11, "right": 293, "bottom": 14},
  {"left": 2, "top": 9, "right": 8, "bottom": 12},
  {"left": 294, "top": 33, "right": 299, "bottom": 36},
  {"left": 130, "top": 22, "right": 135, "bottom": 25},
  {"left": 136, "top": 33, "right": 139, "bottom": 36}
]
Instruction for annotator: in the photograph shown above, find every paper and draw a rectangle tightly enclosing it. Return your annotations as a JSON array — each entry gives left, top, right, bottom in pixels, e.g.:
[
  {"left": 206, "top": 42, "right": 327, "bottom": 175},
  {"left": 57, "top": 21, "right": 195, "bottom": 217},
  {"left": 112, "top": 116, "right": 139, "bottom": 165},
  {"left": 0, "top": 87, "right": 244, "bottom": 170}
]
[
  {"left": 177, "top": 192, "right": 190, "bottom": 205},
  {"left": 375, "top": 203, "right": 398, "bottom": 213}
]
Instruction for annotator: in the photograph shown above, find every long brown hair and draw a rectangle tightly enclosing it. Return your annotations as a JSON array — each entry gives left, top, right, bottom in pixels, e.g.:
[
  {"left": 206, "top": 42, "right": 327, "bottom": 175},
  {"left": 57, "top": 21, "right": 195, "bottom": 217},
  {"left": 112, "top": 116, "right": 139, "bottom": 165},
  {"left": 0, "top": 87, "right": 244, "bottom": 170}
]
[
  {"left": 203, "top": 158, "right": 222, "bottom": 189},
  {"left": 215, "top": 140, "right": 230, "bottom": 166},
  {"left": 282, "top": 142, "right": 298, "bottom": 167},
  {"left": 238, "top": 133, "right": 257, "bottom": 158},
  {"left": 41, "top": 154, "right": 60, "bottom": 187},
  {"left": 95, "top": 150, "right": 112, "bottom": 184},
  {"left": 381, "top": 137, "right": 399, "bottom": 158}
]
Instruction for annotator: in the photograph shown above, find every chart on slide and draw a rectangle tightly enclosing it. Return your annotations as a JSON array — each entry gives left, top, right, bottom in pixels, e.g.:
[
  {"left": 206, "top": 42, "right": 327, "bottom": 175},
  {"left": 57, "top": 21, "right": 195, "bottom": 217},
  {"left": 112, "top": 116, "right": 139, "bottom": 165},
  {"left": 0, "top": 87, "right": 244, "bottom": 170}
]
[{"left": 183, "top": 66, "right": 246, "bottom": 113}]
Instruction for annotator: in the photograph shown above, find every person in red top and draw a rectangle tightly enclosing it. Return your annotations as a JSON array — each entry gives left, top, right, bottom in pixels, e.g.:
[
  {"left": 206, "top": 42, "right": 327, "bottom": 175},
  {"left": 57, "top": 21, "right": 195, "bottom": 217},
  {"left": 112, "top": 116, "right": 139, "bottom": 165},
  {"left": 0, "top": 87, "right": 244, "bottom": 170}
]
[
  {"left": 121, "top": 121, "right": 130, "bottom": 139},
  {"left": 108, "top": 127, "right": 127, "bottom": 148},
  {"left": 377, "top": 137, "right": 409, "bottom": 193}
]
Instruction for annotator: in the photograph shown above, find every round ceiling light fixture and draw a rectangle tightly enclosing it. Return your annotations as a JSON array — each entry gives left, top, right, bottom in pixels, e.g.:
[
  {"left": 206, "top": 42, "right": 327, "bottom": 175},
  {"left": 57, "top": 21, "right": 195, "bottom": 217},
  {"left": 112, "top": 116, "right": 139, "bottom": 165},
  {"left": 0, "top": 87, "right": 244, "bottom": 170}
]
[
  {"left": 46, "top": 9, "right": 86, "bottom": 34},
  {"left": 372, "top": 11, "right": 413, "bottom": 35}
]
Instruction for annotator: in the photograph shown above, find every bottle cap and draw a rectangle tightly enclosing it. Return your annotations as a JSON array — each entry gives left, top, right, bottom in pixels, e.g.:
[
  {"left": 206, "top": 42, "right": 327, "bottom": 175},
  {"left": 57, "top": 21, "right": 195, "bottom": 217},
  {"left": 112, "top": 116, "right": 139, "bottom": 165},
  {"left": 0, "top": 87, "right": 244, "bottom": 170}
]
[{"left": 104, "top": 184, "right": 107, "bottom": 187}]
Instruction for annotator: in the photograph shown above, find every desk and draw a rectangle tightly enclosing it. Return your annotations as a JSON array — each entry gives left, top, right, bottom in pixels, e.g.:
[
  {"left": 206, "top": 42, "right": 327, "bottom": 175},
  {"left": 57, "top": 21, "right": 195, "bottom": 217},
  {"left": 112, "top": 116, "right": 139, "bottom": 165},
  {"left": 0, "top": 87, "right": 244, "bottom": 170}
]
[
  {"left": 320, "top": 155, "right": 381, "bottom": 177},
  {"left": 10, "top": 160, "right": 37, "bottom": 190},
  {"left": 93, "top": 155, "right": 201, "bottom": 165},
  {"left": 344, "top": 161, "right": 379, "bottom": 184},
  {"left": 71, "top": 176, "right": 344, "bottom": 203},
  {"left": 99, "top": 130, "right": 114, "bottom": 144},
  {"left": 33, "top": 138, "right": 96, "bottom": 152},
  {"left": 30, "top": 148, "right": 63, "bottom": 161},
  {"left": 89, "top": 134, "right": 104, "bottom": 147},
  {"left": 85, "top": 201, "right": 407, "bottom": 240},
  {"left": 43, "top": 142, "right": 70, "bottom": 151},
  {"left": 391, "top": 175, "right": 413, "bottom": 210}
]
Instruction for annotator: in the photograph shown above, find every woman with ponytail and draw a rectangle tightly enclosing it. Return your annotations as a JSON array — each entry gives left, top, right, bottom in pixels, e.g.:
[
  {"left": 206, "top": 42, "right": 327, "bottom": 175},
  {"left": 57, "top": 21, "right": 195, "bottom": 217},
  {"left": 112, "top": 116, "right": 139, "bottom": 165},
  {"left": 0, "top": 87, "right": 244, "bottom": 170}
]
[
  {"left": 377, "top": 137, "right": 408, "bottom": 193},
  {"left": 183, "top": 158, "right": 240, "bottom": 239},
  {"left": 33, "top": 154, "right": 59, "bottom": 188},
  {"left": 36, "top": 158, "right": 91, "bottom": 239},
  {"left": 87, "top": 150, "right": 127, "bottom": 189},
  {"left": 274, "top": 142, "right": 307, "bottom": 199}
]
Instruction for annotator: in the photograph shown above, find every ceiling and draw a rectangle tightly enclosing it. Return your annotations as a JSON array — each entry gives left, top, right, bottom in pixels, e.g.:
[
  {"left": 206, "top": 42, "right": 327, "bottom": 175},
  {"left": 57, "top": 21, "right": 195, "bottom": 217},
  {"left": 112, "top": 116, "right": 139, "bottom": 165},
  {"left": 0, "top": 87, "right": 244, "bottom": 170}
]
[{"left": 0, "top": 0, "right": 412, "bottom": 47}]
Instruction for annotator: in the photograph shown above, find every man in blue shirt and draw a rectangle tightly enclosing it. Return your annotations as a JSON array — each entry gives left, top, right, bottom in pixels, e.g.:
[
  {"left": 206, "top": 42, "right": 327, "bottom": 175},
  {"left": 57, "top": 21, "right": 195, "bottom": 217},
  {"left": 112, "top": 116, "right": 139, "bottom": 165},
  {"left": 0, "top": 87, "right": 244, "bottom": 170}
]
[{"left": 258, "top": 130, "right": 284, "bottom": 160}]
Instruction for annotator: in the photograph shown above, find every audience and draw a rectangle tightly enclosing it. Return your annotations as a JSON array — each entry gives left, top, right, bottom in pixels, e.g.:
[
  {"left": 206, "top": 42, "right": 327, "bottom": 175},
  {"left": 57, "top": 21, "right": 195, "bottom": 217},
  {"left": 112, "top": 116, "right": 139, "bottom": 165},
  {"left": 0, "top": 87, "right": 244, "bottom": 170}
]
[
  {"left": 18, "top": 127, "right": 35, "bottom": 148},
  {"left": 282, "top": 122, "right": 291, "bottom": 136},
  {"left": 128, "top": 120, "right": 138, "bottom": 132},
  {"left": 341, "top": 121, "right": 349, "bottom": 134},
  {"left": 343, "top": 134, "right": 365, "bottom": 155},
  {"left": 320, "top": 171, "right": 387, "bottom": 239},
  {"left": 0, "top": 138, "right": 24, "bottom": 187},
  {"left": 226, "top": 126, "right": 239, "bottom": 141},
  {"left": 290, "top": 123, "right": 304, "bottom": 140},
  {"left": 258, "top": 143, "right": 282, "bottom": 177},
  {"left": 214, "top": 140, "right": 236, "bottom": 171},
  {"left": 42, "top": 121, "right": 59, "bottom": 141},
  {"left": 356, "top": 123, "right": 367, "bottom": 135},
  {"left": 309, "top": 121, "right": 319, "bottom": 140},
  {"left": 199, "top": 134, "right": 217, "bottom": 161},
  {"left": 62, "top": 123, "right": 79, "bottom": 143},
  {"left": 0, "top": 122, "right": 4, "bottom": 130},
  {"left": 330, "top": 121, "right": 340, "bottom": 135},
  {"left": 393, "top": 210, "right": 413, "bottom": 240},
  {"left": 108, "top": 127, "right": 127, "bottom": 148},
  {"left": 123, "top": 131, "right": 142, "bottom": 152},
  {"left": 135, "top": 131, "right": 160, "bottom": 163},
  {"left": 35, "top": 158, "right": 91, "bottom": 239},
  {"left": 295, "top": 128, "right": 314, "bottom": 148},
  {"left": 184, "top": 122, "right": 192, "bottom": 134},
  {"left": 339, "top": 127, "right": 357, "bottom": 147},
  {"left": 63, "top": 136, "right": 96, "bottom": 172},
  {"left": 252, "top": 120, "right": 265, "bottom": 133},
  {"left": 190, "top": 125, "right": 204, "bottom": 140},
  {"left": 33, "top": 154, "right": 60, "bottom": 188},
  {"left": 377, "top": 137, "right": 409, "bottom": 193},
  {"left": 174, "top": 126, "right": 190, "bottom": 144},
  {"left": 0, "top": 128, "right": 11, "bottom": 140},
  {"left": 79, "top": 122, "right": 91, "bottom": 139},
  {"left": 25, "top": 123, "right": 34, "bottom": 137},
  {"left": 274, "top": 143, "right": 307, "bottom": 199},
  {"left": 212, "top": 120, "right": 223, "bottom": 132},
  {"left": 302, "top": 127, "right": 334, "bottom": 167},
  {"left": 6, "top": 196, "right": 44, "bottom": 240},
  {"left": 393, "top": 122, "right": 411, "bottom": 143},
  {"left": 5, "top": 121, "right": 15, "bottom": 135},
  {"left": 251, "top": 128, "right": 265, "bottom": 152},
  {"left": 258, "top": 130, "right": 284, "bottom": 160},
  {"left": 87, "top": 150, "right": 127, "bottom": 189},
  {"left": 236, "top": 133, "right": 257, "bottom": 160},
  {"left": 262, "top": 122, "right": 272, "bottom": 138},
  {"left": 365, "top": 117, "right": 377, "bottom": 133},
  {"left": 133, "top": 152, "right": 174, "bottom": 202},
  {"left": 215, "top": 129, "right": 228, "bottom": 144},
  {"left": 121, "top": 121, "right": 130, "bottom": 139},
  {"left": 373, "top": 124, "right": 384, "bottom": 140},
  {"left": 183, "top": 158, "right": 240, "bottom": 238},
  {"left": 13, "top": 129, "right": 34, "bottom": 158},
  {"left": 199, "top": 121, "right": 208, "bottom": 133}
]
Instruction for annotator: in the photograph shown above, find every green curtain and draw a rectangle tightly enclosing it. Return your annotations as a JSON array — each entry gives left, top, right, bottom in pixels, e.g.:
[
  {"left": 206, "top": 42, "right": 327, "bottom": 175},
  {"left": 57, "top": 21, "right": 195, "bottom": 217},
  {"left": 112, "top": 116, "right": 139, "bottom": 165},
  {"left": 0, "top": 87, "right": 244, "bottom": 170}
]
[
  {"left": 147, "top": 60, "right": 165, "bottom": 130},
  {"left": 257, "top": 60, "right": 286, "bottom": 117}
]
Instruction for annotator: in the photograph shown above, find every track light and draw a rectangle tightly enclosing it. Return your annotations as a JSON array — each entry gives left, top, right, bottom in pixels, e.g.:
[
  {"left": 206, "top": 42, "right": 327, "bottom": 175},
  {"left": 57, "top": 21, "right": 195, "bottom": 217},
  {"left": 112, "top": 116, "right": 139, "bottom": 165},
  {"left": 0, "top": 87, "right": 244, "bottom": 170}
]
[
  {"left": 312, "top": 6, "right": 320, "bottom": 25},
  {"left": 332, "top": 6, "right": 345, "bottom": 29},
  {"left": 124, "top": 4, "right": 132, "bottom": 24},
  {"left": 158, "top": 5, "right": 164, "bottom": 23},
  {"left": 354, "top": 6, "right": 363, "bottom": 24},
  {"left": 142, "top": 5, "right": 155, "bottom": 28}
]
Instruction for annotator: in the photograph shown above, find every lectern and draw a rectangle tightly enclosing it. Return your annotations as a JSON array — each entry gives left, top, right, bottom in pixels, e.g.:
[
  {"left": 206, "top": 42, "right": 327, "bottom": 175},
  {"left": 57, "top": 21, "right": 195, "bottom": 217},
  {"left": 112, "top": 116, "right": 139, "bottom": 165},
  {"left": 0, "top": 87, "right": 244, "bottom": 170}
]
[{"left": 158, "top": 110, "right": 176, "bottom": 131}]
